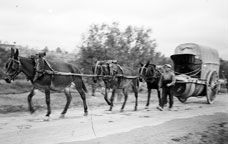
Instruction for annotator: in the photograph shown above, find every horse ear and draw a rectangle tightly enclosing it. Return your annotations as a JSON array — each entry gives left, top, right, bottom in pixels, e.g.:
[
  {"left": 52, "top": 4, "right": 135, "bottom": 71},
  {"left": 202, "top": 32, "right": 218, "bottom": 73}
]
[
  {"left": 140, "top": 62, "right": 144, "bottom": 67},
  {"left": 145, "top": 61, "right": 150, "bottom": 67},
  {"left": 152, "top": 64, "right": 156, "bottom": 68},
  {"left": 10, "top": 47, "right": 15, "bottom": 58},
  {"left": 14, "top": 49, "right": 19, "bottom": 59}
]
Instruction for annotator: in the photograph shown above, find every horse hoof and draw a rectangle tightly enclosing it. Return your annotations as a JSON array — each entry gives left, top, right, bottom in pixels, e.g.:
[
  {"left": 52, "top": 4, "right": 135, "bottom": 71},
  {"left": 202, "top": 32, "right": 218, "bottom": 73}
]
[
  {"left": 59, "top": 114, "right": 65, "bottom": 119},
  {"left": 134, "top": 108, "right": 137, "bottom": 111},
  {"left": 84, "top": 112, "right": 88, "bottom": 116},
  {"left": 43, "top": 116, "right": 50, "bottom": 121},
  {"left": 120, "top": 109, "right": 124, "bottom": 112},
  {"left": 30, "top": 109, "right": 35, "bottom": 114},
  {"left": 156, "top": 106, "right": 163, "bottom": 111},
  {"left": 145, "top": 106, "right": 149, "bottom": 109}
]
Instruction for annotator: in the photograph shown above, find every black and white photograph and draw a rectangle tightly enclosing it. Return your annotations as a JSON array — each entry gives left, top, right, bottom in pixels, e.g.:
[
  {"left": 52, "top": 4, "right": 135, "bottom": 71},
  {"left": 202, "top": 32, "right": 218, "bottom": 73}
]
[{"left": 0, "top": 0, "right": 227, "bottom": 144}]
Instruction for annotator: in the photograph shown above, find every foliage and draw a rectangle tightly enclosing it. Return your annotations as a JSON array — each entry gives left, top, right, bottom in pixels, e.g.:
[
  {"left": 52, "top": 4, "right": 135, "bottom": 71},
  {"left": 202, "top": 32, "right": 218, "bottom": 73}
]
[
  {"left": 220, "top": 59, "right": 228, "bottom": 79},
  {"left": 77, "top": 22, "right": 165, "bottom": 73},
  {"left": 56, "top": 47, "right": 62, "bottom": 53},
  {"left": 43, "top": 46, "right": 49, "bottom": 53},
  {"left": 0, "top": 46, "right": 10, "bottom": 78}
]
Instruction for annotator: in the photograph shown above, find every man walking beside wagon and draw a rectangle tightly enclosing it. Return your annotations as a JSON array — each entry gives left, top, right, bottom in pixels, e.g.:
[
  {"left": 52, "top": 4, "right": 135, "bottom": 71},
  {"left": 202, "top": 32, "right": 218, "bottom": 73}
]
[{"left": 157, "top": 64, "right": 176, "bottom": 111}]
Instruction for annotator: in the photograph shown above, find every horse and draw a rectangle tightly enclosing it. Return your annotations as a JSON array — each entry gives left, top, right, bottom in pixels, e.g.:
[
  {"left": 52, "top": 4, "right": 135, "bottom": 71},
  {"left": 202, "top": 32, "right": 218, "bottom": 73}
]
[
  {"left": 93, "top": 60, "right": 139, "bottom": 112},
  {"left": 139, "top": 61, "right": 162, "bottom": 108},
  {"left": 4, "top": 48, "right": 88, "bottom": 119}
]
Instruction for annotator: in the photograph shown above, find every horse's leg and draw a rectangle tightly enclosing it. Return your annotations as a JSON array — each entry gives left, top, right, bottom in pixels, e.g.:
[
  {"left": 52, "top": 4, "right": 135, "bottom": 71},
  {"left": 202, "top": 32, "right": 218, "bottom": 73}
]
[
  {"left": 91, "top": 83, "right": 96, "bottom": 96},
  {"left": 27, "top": 87, "right": 36, "bottom": 114},
  {"left": 104, "top": 88, "right": 111, "bottom": 105},
  {"left": 145, "top": 88, "right": 152, "bottom": 109},
  {"left": 120, "top": 88, "right": 128, "bottom": 112},
  {"left": 109, "top": 89, "right": 116, "bottom": 111},
  {"left": 133, "top": 85, "right": 138, "bottom": 111},
  {"left": 45, "top": 90, "right": 51, "bottom": 117},
  {"left": 75, "top": 86, "right": 88, "bottom": 116},
  {"left": 60, "top": 88, "right": 72, "bottom": 118},
  {"left": 157, "top": 89, "right": 162, "bottom": 107}
]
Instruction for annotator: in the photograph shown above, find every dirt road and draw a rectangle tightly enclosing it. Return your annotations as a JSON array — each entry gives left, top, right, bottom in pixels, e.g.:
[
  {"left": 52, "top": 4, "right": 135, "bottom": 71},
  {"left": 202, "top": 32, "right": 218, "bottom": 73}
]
[{"left": 0, "top": 93, "right": 227, "bottom": 144}]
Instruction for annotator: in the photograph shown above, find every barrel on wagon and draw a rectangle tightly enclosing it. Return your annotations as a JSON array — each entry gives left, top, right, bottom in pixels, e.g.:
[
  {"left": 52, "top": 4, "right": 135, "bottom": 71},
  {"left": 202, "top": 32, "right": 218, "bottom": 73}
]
[{"left": 170, "top": 43, "right": 220, "bottom": 104}]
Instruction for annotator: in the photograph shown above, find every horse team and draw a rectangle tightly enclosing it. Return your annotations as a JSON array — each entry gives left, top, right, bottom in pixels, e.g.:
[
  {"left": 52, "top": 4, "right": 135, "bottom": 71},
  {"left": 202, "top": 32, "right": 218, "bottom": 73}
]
[{"left": 4, "top": 48, "right": 169, "bottom": 118}]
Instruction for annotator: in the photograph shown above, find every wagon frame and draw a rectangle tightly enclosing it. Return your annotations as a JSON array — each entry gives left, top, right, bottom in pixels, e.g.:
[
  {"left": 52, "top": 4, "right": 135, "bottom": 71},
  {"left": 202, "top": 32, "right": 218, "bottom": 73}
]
[{"left": 171, "top": 43, "right": 220, "bottom": 104}]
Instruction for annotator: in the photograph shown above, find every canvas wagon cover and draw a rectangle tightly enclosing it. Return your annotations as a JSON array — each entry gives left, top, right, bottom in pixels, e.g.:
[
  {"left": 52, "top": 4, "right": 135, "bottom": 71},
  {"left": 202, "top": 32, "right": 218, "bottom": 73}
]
[{"left": 174, "top": 43, "right": 219, "bottom": 65}]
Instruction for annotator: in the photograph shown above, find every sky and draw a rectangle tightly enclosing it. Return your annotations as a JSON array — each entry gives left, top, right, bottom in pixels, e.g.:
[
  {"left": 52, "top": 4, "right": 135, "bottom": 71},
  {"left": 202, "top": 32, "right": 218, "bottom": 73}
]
[{"left": 0, "top": 0, "right": 228, "bottom": 59}]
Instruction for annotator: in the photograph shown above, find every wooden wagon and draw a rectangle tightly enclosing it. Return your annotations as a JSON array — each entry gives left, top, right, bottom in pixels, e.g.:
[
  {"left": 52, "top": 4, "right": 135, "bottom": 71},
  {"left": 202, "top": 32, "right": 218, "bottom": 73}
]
[{"left": 170, "top": 43, "right": 220, "bottom": 104}]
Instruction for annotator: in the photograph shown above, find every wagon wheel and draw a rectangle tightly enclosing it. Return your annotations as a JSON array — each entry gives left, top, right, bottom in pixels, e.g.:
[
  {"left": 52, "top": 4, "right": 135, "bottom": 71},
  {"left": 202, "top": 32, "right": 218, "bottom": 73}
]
[
  {"left": 177, "top": 97, "right": 187, "bottom": 103},
  {"left": 206, "top": 71, "right": 219, "bottom": 104}
]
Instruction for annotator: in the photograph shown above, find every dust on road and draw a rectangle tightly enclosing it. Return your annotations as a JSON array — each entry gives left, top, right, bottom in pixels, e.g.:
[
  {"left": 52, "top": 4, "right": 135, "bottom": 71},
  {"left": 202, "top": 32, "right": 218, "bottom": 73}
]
[
  {"left": 63, "top": 112, "right": 228, "bottom": 144},
  {"left": 0, "top": 94, "right": 227, "bottom": 144}
]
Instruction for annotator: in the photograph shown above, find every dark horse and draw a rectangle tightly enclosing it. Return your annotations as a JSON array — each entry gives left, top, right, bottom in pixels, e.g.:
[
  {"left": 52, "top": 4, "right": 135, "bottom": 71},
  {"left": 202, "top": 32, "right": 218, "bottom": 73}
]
[
  {"left": 93, "top": 61, "right": 139, "bottom": 111},
  {"left": 4, "top": 48, "right": 88, "bottom": 118},
  {"left": 139, "top": 61, "right": 162, "bottom": 108}
]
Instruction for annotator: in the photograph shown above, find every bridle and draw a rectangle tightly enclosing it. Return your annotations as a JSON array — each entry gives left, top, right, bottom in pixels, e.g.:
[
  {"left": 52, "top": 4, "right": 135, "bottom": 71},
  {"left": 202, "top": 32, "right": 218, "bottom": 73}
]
[
  {"left": 5, "top": 58, "right": 22, "bottom": 81},
  {"left": 140, "top": 64, "right": 160, "bottom": 82}
]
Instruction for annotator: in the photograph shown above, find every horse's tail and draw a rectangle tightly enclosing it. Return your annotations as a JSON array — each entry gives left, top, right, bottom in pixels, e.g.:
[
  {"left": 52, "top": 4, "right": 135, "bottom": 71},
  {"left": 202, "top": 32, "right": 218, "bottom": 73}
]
[
  {"left": 71, "top": 66, "right": 88, "bottom": 93},
  {"left": 73, "top": 77, "right": 88, "bottom": 93}
]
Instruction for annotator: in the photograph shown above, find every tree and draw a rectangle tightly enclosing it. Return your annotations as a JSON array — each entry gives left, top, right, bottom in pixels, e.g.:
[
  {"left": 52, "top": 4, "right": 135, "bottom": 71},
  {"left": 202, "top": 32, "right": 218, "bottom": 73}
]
[
  {"left": 0, "top": 46, "right": 10, "bottom": 78},
  {"left": 77, "top": 22, "right": 158, "bottom": 73},
  {"left": 56, "top": 47, "right": 62, "bottom": 53},
  {"left": 220, "top": 59, "right": 228, "bottom": 79},
  {"left": 43, "top": 46, "right": 49, "bottom": 53}
]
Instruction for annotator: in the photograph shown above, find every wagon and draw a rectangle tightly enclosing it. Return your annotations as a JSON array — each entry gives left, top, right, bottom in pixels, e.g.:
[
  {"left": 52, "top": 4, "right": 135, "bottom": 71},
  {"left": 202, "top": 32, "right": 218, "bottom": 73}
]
[{"left": 170, "top": 43, "right": 220, "bottom": 104}]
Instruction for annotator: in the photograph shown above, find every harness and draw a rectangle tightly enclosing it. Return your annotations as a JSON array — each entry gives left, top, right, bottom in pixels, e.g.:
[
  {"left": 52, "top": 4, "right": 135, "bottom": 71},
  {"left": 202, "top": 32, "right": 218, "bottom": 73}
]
[
  {"left": 34, "top": 59, "right": 55, "bottom": 74},
  {"left": 94, "top": 60, "right": 127, "bottom": 88}
]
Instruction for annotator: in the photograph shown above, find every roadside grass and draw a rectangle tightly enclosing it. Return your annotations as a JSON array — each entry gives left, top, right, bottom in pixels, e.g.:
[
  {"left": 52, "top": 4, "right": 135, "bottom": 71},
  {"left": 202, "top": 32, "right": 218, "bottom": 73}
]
[
  {"left": 0, "top": 79, "right": 32, "bottom": 94},
  {"left": 1, "top": 79, "right": 227, "bottom": 114},
  {"left": 0, "top": 90, "right": 151, "bottom": 114},
  {"left": 0, "top": 80, "right": 151, "bottom": 114}
]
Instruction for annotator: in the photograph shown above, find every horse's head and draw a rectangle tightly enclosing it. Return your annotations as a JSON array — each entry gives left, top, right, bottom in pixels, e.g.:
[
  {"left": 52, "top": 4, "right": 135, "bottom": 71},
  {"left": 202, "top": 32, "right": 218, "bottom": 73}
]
[
  {"left": 139, "top": 61, "right": 156, "bottom": 82},
  {"left": 4, "top": 48, "right": 22, "bottom": 83}
]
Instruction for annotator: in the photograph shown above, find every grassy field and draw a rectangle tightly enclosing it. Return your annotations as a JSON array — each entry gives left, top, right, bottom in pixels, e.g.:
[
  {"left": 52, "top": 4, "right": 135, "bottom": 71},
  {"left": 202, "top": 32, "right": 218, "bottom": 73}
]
[
  {"left": 0, "top": 79, "right": 150, "bottom": 114},
  {"left": 0, "top": 79, "right": 32, "bottom": 94},
  {"left": 0, "top": 79, "right": 227, "bottom": 114}
]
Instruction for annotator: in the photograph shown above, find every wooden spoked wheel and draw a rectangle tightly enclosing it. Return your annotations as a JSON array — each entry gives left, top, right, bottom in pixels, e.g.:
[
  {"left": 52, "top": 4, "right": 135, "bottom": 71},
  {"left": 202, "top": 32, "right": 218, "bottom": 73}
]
[{"left": 206, "top": 71, "right": 219, "bottom": 104}]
